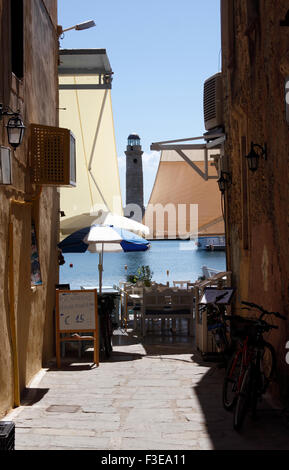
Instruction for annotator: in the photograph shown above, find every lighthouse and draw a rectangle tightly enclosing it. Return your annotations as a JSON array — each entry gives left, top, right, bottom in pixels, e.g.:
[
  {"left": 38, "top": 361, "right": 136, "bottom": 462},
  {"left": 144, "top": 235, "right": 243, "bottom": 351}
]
[{"left": 124, "top": 134, "right": 144, "bottom": 222}]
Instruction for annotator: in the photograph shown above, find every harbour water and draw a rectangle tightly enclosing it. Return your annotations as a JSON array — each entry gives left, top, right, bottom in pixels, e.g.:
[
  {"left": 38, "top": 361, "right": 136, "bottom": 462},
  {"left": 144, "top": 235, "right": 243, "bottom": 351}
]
[{"left": 60, "top": 240, "right": 226, "bottom": 289}]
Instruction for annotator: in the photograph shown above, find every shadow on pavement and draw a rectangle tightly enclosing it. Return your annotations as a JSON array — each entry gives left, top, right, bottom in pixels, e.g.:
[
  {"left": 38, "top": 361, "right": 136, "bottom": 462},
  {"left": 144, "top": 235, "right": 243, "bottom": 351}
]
[
  {"left": 191, "top": 350, "right": 289, "bottom": 450},
  {"left": 114, "top": 327, "right": 289, "bottom": 449},
  {"left": 21, "top": 387, "right": 49, "bottom": 406},
  {"left": 113, "top": 321, "right": 195, "bottom": 358}
]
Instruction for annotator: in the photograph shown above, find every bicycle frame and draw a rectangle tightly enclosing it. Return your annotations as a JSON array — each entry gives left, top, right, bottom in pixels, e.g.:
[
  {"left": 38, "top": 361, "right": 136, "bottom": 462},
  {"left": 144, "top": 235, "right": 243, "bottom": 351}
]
[{"left": 228, "top": 336, "right": 255, "bottom": 395}]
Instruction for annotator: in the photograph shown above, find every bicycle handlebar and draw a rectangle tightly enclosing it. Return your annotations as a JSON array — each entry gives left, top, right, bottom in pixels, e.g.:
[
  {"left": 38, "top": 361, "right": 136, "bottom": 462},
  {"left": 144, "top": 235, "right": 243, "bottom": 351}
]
[
  {"left": 241, "top": 301, "right": 286, "bottom": 320},
  {"left": 225, "top": 314, "right": 279, "bottom": 332}
]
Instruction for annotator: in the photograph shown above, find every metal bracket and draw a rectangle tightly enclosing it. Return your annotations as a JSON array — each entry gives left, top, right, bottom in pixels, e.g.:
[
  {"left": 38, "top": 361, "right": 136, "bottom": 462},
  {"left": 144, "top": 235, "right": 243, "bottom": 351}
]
[{"left": 151, "top": 133, "right": 225, "bottom": 181}]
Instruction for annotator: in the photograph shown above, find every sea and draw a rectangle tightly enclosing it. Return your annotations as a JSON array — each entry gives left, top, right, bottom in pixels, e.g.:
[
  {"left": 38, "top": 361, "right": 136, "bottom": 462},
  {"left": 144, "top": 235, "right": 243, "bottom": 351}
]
[{"left": 60, "top": 240, "right": 226, "bottom": 289}]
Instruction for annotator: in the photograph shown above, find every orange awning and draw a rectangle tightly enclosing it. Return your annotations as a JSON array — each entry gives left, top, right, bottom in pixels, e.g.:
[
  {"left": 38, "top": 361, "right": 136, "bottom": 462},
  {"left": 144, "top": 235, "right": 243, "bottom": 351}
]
[{"left": 144, "top": 149, "right": 224, "bottom": 239}]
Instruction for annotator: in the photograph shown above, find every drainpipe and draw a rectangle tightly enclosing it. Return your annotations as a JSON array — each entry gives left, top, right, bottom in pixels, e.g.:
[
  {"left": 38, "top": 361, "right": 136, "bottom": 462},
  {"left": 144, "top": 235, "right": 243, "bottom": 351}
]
[{"left": 8, "top": 186, "right": 42, "bottom": 408}]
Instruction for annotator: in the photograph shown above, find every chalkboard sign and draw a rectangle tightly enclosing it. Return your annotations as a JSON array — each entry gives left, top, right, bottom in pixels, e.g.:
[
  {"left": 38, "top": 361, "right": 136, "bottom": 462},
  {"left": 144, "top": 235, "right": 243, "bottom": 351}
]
[
  {"left": 55, "top": 290, "right": 99, "bottom": 367},
  {"left": 58, "top": 291, "right": 96, "bottom": 330}
]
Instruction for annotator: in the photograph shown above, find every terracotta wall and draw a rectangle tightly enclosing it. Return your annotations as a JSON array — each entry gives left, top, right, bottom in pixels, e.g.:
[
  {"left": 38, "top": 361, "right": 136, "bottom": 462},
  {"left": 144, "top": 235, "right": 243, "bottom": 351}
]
[
  {"left": 221, "top": 0, "right": 289, "bottom": 399},
  {"left": 0, "top": 0, "right": 59, "bottom": 417}
]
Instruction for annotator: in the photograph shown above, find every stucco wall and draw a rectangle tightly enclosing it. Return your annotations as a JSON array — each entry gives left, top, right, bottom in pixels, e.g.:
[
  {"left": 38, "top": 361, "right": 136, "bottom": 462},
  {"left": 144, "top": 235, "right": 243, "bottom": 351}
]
[
  {"left": 0, "top": 0, "right": 59, "bottom": 417},
  {"left": 221, "top": 0, "right": 289, "bottom": 398}
]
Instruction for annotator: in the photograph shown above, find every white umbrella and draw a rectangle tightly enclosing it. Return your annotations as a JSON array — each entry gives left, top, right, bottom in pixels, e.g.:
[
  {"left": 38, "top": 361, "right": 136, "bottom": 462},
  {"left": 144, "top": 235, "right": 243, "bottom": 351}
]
[
  {"left": 59, "top": 225, "right": 150, "bottom": 294},
  {"left": 84, "top": 226, "right": 123, "bottom": 294},
  {"left": 60, "top": 210, "right": 150, "bottom": 239}
]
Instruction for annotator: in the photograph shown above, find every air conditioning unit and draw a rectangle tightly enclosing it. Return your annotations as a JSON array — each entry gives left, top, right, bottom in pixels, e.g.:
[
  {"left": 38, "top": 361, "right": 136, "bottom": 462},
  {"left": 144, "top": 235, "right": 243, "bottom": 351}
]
[
  {"left": 204, "top": 73, "right": 223, "bottom": 131},
  {"left": 30, "top": 124, "right": 76, "bottom": 186}
]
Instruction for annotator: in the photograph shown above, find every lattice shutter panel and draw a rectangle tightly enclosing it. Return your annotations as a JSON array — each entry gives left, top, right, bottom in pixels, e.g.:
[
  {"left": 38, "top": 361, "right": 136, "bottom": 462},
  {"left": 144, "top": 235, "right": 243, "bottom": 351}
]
[{"left": 30, "top": 124, "right": 76, "bottom": 186}]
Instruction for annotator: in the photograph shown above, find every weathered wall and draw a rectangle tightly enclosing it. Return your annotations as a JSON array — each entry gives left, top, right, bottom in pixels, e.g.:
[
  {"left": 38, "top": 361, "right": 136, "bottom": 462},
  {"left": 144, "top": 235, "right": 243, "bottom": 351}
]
[
  {"left": 0, "top": 0, "right": 59, "bottom": 417},
  {"left": 221, "top": 0, "right": 289, "bottom": 399}
]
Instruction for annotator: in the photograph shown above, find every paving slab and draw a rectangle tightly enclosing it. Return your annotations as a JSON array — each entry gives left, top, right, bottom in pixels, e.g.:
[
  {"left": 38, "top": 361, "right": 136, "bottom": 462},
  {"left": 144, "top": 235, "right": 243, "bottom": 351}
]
[{"left": 2, "top": 328, "right": 289, "bottom": 450}]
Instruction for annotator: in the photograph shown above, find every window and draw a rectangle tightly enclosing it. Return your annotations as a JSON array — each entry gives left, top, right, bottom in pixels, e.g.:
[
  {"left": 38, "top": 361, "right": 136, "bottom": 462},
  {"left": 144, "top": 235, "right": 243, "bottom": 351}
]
[{"left": 11, "top": 0, "right": 24, "bottom": 79}]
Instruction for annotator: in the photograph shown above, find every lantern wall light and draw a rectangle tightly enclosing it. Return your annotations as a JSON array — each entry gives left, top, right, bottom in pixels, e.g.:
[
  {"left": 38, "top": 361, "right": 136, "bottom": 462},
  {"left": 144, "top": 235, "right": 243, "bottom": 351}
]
[
  {"left": 0, "top": 104, "right": 26, "bottom": 149},
  {"left": 217, "top": 170, "right": 231, "bottom": 193},
  {"left": 245, "top": 142, "right": 267, "bottom": 172}
]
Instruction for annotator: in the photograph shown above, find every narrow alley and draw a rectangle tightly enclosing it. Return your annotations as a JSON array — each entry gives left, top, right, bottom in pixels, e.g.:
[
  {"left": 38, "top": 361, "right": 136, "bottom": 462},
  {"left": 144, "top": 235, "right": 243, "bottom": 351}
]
[{"left": 5, "top": 329, "right": 289, "bottom": 451}]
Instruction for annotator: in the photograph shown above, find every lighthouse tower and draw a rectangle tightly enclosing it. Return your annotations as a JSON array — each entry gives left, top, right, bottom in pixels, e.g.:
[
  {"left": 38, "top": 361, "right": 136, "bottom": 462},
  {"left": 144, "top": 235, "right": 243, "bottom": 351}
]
[{"left": 125, "top": 134, "right": 144, "bottom": 222}]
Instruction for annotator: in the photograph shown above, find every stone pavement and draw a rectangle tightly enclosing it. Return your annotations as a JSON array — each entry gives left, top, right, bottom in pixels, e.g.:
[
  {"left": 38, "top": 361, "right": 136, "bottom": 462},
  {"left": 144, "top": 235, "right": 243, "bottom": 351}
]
[{"left": 3, "top": 327, "right": 289, "bottom": 451}]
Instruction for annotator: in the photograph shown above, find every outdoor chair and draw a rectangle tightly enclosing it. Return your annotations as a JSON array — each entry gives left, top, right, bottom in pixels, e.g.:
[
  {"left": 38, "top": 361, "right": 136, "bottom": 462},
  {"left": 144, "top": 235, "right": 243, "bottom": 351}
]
[
  {"left": 148, "top": 283, "right": 168, "bottom": 291},
  {"left": 141, "top": 288, "right": 194, "bottom": 337},
  {"left": 130, "top": 286, "right": 144, "bottom": 330},
  {"left": 173, "top": 280, "right": 191, "bottom": 289},
  {"left": 119, "top": 282, "right": 133, "bottom": 328}
]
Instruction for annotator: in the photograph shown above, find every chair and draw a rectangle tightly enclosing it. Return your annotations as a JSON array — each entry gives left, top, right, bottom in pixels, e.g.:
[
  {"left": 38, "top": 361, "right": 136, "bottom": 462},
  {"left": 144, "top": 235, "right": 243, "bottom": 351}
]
[
  {"left": 202, "top": 266, "right": 221, "bottom": 279},
  {"left": 141, "top": 288, "right": 194, "bottom": 337},
  {"left": 119, "top": 282, "right": 133, "bottom": 328},
  {"left": 173, "top": 280, "right": 191, "bottom": 289},
  {"left": 130, "top": 286, "right": 144, "bottom": 330},
  {"left": 187, "top": 282, "right": 198, "bottom": 290},
  {"left": 149, "top": 283, "right": 168, "bottom": 292}
]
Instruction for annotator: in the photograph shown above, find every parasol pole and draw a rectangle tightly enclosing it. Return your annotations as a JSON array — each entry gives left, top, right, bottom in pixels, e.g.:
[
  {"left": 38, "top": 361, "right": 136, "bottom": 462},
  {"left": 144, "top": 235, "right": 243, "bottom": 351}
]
[{"left": 98, "top": 242, "right": 104, "bottom": 294}]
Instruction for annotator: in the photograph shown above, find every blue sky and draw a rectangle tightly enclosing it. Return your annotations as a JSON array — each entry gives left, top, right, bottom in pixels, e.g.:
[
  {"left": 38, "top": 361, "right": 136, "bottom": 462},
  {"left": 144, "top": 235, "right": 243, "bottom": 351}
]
[{"left": 58, "top": 0, "right": 221, "bottom": 204}]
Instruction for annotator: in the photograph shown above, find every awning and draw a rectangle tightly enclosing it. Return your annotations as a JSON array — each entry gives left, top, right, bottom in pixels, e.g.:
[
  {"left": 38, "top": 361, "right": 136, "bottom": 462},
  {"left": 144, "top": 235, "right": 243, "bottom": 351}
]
[{"left": 145, "top": 132, "right": 226, "bottom": 239}]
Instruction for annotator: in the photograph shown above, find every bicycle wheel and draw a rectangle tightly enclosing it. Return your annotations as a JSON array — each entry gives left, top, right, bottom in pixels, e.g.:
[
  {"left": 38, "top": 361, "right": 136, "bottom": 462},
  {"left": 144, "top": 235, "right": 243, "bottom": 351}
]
[
  {"left": 260, "top": 342, "right": 276, "bottom": 392},
  {"left": 222, "top": 351, "right": 242, "bottom": 411},
  {"left": 233, "top": 366, "right": 253, "bottom": 431}
]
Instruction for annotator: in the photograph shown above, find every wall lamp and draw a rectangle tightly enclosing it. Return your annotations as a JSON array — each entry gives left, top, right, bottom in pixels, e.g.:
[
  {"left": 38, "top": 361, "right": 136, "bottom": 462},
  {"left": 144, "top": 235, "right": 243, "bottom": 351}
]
[
  {"left": 245, "top": 142, "right": 267, "bottom": 172},
  {"left": 217, "top": 171, "right": 231, "bottom": 193},
  {"left": 57, "top": 20, "right": 96, "bottom": 37},
  {"left": 0, "top": 104, "right": 26, "bottom": 149}
]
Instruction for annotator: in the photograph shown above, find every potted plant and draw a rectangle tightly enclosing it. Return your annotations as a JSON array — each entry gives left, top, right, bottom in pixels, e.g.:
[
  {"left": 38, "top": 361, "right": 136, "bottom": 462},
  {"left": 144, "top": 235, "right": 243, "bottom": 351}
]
[{"left": 127, "top": 265, "right": 153, "bottom": 287}]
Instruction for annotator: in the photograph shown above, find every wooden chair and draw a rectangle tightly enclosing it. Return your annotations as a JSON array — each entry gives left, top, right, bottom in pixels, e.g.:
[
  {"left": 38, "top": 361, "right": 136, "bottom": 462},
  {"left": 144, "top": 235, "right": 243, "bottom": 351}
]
[
  {"left": 141, "top": 288, "right": 194, "bottom": 337},
  {"left": 149, "top": 283, "right": 168, "bottom": 291},
  {"left": 130, "top": 286, "right": 143, "bottom": 330},
  {"left": 173, "top": 280, "right": 191, "bottom": 289},
  {"left": 119, "top": 282, "right": 133, "bottom": 328}
]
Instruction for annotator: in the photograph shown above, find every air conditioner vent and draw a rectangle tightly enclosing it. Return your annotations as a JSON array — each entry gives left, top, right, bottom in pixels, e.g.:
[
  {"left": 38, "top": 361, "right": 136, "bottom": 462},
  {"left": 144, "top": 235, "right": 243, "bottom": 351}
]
[{"left": 204, "top": 73, "right": 223, "bottom": 131}]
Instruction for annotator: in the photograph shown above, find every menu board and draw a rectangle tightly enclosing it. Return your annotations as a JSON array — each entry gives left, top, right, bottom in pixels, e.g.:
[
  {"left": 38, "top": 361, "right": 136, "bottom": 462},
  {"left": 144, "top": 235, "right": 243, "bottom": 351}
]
[
  {"left": 58, "top": 291, "right": 96, "bottom": 331},
  {"left": 55, "top": 289, "right": 99, "bottom": 367}
]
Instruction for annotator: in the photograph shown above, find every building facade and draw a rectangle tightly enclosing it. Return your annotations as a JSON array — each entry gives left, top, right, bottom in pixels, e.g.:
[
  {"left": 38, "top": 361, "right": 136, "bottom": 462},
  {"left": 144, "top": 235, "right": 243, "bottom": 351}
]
[
  {"left": 0, "top": 0, "right": 59, "bottom": 416},
  {"left": 221, "top": 0, "right": 289, "bottom": 399}
]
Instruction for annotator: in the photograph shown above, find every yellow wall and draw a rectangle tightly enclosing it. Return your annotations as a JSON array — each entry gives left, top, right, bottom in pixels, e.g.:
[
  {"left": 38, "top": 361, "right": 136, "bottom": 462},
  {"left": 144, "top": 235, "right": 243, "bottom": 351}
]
[{"left": 0, "top": 0, "right": 59, "bottom": 417}]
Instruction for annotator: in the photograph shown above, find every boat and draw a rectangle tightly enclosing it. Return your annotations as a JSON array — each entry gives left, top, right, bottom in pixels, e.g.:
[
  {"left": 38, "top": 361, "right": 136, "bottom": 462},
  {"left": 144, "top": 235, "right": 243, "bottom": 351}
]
[{"left": 196, "top": 235, "right": 226, "bottom": 251}]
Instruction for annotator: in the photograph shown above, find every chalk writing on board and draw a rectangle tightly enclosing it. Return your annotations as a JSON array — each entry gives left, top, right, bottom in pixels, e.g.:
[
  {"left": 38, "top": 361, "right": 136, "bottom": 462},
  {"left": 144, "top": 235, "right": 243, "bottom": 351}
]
[{"left": 58, "top": 291, "right": 96, "bottom": 331}]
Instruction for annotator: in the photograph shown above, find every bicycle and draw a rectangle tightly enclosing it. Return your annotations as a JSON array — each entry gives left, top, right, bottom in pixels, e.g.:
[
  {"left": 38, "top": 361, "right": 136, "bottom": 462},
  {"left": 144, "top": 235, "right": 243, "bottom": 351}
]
[
  {"left": 222, "top": 301, "right": 286, "bottom": 431},
  {"left": 206, "top": 295, "right": 235, "bottom": 367}
]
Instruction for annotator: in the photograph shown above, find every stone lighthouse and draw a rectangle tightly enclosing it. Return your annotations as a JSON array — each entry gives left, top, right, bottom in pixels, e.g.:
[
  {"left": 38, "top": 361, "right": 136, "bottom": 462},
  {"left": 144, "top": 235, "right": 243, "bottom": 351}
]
[{"left": 124, "top": 133, "right": 144, "bottom": 222}]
